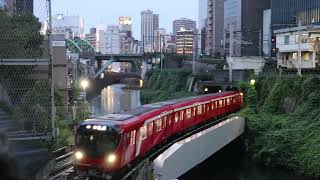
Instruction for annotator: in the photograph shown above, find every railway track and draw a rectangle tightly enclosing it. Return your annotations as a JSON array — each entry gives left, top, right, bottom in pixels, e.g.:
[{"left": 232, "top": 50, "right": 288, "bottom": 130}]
[{"left": 48, "top": 146, "right": 74, "bottom": 180}]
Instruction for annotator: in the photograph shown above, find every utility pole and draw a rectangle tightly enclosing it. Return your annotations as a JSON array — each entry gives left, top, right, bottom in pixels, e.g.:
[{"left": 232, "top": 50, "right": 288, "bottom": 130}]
[
  {"left": 229, "top": 24, "right": 233, "bottom": 83},
  {"left": 259, "top": 29, "right": 262, "bottom": 57},
  {"left": 192, "top": 33, "right": 197, "bottom": 75},
  {"left": 47, "top": 0, "right": 56, "bottom": 138},
  {"left": 160, "top": 34, "right": 163, "bottom": 71},
  {"left": 297, "top": 19, "right": 302, "bottom": 76}
]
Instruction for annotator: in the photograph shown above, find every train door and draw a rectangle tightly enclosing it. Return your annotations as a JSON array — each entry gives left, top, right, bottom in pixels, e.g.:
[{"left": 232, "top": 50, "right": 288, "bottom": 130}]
[{"left": 164, "top": 114, "right": 172, "bottom": 138}]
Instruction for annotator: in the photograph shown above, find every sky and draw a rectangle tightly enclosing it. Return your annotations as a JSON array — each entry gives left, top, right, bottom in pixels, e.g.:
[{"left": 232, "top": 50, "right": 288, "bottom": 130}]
[{"left": 52, "top": 0, "right": 198, "bottom": 40}]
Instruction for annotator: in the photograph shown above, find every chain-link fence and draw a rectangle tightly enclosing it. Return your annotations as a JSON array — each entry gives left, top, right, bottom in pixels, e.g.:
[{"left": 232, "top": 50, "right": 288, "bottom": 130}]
[{"left": 0, "top": 1, "right": 52, "bottom": 139}]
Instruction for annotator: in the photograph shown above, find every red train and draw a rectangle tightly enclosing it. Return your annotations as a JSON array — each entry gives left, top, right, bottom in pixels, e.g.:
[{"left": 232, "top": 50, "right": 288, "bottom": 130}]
[{"left": 74, "top": 91, "right": 243, "bottom": 178}]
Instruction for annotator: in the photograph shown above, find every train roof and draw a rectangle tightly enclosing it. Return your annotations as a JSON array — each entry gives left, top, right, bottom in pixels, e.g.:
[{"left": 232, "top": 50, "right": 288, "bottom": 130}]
[{"left": 82, "top": 91, "right": 238, "bottom": 126}]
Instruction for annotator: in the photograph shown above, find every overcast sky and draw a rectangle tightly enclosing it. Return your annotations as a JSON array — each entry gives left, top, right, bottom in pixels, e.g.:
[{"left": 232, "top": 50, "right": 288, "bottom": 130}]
[{"left": 52, "top": 0, "right": 198, "bottom": 39}]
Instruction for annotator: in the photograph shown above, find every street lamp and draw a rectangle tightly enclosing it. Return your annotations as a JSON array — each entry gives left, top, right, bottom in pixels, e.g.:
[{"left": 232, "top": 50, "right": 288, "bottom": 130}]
[
  {"left": 81, "top": 79, "right": 89, "bottom": 101},
  {"left": 250, "top": 79, "right": 256, "bottom": 86}
]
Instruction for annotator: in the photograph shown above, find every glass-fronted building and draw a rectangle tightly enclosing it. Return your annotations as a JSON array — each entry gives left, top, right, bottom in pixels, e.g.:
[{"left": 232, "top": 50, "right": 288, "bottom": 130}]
[
  {"left": 272, "top": 0, "right": 320, "bottom": 29},
  {"left": 0, "top": 0, "right": 6, "bottom": 10}
]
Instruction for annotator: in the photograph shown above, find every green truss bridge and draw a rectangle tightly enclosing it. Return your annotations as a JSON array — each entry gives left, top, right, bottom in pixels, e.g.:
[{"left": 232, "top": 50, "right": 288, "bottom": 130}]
[{"left": 66, "top": 39, "right": 96, "bottom": 54}]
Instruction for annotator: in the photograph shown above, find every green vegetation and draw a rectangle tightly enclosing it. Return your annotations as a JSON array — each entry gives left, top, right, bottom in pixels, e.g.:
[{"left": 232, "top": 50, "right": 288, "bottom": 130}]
[
  {"left": 141, "top": 69, "right": 196, "bottom": 104},
  {"left": 240, "top": 76, "right": 320, "bottom": 177},
  {"left": 0, "top": 10, "right": 43, "bottom": 58}
]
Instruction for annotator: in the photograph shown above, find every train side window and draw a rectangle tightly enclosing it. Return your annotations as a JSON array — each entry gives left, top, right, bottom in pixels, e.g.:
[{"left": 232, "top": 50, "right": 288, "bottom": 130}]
[
  {"left": 227, "top": 98, "right": 230, "bottom": 105},
  {"left": 202, "top": 105, "right": 206, "bottom": 113},
  {"left": 211, "top": 102, "right": 214, "bottom": 110},
  {"left": 193, "top": 107, "right": 196, "bottom": 116},
  {"left": 219, "top": 100, "right": 223, "bottom": 107},
  {"left": 207, "top": 104, "right": 210, "bottom": 112},
  {"left": 186, "top": 108, "right": 191, "bottom": 119},
  {"left": 130, "top": 130, "right": 136, "bottom": 145},
  {"left": 168, "top": 115, "right": 172, "bottom": 125},
  {"left": 148, "top": 122, "right": 153, "bottom": 136},
  {"left": 140, "top": 126, "right": 147, "bottom": 140},
  {"left": 180, "top": 111, "right": 184, "bottom": 121},
  {"left": 155, "top": 119, "right": 162, "bottom": 132},
  {"left": 163, "top": 116, "right": 167, "bottom": 128},
  {"left": 197, "top": 105, "right": 202, "bottom": 115},
  {"left": 175, "top": 113, "right": 179, "bottom": 123}
]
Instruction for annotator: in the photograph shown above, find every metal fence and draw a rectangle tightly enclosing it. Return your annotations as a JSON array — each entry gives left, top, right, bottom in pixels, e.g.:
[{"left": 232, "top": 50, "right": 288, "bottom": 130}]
[{"left": 0, "top": 1, "right": 52, "bottom": 139}]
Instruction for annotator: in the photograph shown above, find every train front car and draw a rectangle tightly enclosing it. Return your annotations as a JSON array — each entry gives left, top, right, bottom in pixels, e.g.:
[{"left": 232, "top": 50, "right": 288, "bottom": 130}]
[{"left": 74, "top": 121, "right": 123, "bottom": 179}]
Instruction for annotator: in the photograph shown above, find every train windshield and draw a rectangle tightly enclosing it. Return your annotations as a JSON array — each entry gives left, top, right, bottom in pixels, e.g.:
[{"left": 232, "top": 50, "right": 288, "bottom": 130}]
[{"left": 76, "top": 125, "right": 121, "bottom": 157}]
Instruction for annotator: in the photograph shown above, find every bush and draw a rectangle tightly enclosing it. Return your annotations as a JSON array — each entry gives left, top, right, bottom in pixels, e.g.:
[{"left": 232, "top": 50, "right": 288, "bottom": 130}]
[{"left": 241, "top": 76, "right": 320, "bottom": 177}]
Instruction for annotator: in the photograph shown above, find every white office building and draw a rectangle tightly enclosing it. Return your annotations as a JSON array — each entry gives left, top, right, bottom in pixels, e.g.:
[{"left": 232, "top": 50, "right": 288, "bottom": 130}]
[
  {"left": 52, "top": 14, "right": 85, "bottom": 39},
  {"left": 106, "top": 25, "right": 121, "bottom": 54}
]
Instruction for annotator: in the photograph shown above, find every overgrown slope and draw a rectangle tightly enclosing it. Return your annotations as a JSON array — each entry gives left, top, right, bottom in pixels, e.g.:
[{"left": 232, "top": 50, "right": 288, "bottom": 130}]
[
  {"left": 240, "top": 76, "right": 320, "bottom": 177},
  {"left": 141, "top": 69, "right": 196, "bottom": 104}
]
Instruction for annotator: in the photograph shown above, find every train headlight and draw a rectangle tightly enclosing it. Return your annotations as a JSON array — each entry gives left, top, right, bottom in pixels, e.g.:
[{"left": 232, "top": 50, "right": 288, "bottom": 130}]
[
  {"left": 75, "top": 151, "right": 84, "bottom": 160},
  {"left": 107, "top": 154, "right": 116, "bottom": 164}
]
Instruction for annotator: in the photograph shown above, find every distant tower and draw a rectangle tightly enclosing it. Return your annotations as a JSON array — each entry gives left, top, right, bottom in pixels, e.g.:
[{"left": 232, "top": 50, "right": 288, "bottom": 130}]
[{"left": 141, "top": 10, "right": 154, "bottom": 52}]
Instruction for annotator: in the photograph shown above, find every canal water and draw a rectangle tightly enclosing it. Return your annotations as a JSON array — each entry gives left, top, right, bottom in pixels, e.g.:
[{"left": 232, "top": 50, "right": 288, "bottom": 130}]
[{"left": 92, "top": 84, "right": 312, "bottom": 180}]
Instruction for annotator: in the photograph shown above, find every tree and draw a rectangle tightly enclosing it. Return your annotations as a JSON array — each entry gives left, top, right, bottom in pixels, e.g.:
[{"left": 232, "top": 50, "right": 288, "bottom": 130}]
[{"left": 0, "top": 10, "right": 43, "bottom": 58}]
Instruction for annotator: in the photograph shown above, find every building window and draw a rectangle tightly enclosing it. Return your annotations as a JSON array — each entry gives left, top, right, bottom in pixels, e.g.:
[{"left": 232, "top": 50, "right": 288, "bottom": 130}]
[
  {"left": 303, "top": 52, "right": 310, "bottom": 61},
  {"left": 130, "top": 130, "right": 136, "bottom": 145},
  {"left": 148, "top": 122, "right": 153, "bottom": 136},
  {"left": 140, "top": 126, "right": 147, "bottom": 140},
  {"left": 155, "top": 119, "right": 162, "bottom": 132},
  {"left": 186, "top": 109, "right": 192, "bottom": 119},
  {"left": 284, "top": 35, "right": 290, "bottom": 45}
]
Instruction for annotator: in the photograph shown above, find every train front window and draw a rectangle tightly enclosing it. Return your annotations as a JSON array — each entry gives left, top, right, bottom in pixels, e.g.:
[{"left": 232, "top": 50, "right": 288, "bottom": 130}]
[{"left": 76, "top": 125, "right": 121, "bottom": 157}]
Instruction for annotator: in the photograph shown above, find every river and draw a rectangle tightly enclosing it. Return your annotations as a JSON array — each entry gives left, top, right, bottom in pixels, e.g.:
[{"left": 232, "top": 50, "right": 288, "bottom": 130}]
[{"left": 91, "top": 84, "right": 312, "bottom": 180}]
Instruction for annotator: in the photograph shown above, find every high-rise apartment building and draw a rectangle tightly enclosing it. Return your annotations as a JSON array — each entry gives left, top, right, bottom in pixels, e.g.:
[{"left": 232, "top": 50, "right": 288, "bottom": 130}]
[
  {"left": 173, "top": 18, "right": 196, "bottom": 36},
  {"left": 141, "top": 10, "right": 155, "bottom": 52},
  {"left": 153, "top": 14, "right": 159, "bottom": 31},
  {"left": 224, "top": 0, "right": 270, "bottom": 57},
  {"left": 95, "top": 25, "right": 107, "bottom": 54},
  {"left": 206, "top": 0, "right": 224, "bottom": 56},
  {"left": 198, "top": 0, "right": 208, "bottom": 55},
  {"left": 176, "top": 28, "right": 195, "bottom": 54},
  {"left": 272, "top": 0, "right": 320, "bottom": 30}
]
